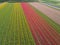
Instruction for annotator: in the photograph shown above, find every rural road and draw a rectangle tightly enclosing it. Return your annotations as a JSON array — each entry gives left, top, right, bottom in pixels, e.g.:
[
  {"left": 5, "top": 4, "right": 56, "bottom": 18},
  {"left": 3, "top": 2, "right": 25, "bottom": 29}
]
[{"left": 29, "top": 2, "right": 60, "bottom": 25}]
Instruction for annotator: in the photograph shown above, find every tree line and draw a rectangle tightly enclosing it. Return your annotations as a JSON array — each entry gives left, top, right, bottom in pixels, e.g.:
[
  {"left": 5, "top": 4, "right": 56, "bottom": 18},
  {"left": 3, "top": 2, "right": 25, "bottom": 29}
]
[{"left": 0, "top": 0, "right": 38, "bottom": 2}]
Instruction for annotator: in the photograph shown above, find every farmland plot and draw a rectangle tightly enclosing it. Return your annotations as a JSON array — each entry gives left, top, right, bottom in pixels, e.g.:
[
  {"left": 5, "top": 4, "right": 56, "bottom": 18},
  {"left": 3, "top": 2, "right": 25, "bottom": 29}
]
[{"left": 0, "top": 2, "right": 60, "bottom": 45}]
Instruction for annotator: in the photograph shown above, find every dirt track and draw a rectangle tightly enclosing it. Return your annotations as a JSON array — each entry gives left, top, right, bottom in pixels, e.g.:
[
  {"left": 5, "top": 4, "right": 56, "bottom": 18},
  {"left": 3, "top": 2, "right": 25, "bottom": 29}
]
[{"left": 29, "top": 2, "right": 60, "bottom": 25}]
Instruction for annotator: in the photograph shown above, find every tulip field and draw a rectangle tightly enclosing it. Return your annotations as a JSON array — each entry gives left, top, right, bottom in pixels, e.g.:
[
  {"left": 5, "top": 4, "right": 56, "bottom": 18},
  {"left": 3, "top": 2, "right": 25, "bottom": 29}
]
[{"left": 0, "top": 2, "right": 60, "bottom": 45}]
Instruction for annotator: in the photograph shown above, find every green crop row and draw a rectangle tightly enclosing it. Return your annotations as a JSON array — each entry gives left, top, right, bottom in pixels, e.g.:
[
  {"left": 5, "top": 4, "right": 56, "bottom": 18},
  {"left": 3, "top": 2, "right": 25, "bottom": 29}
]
[
  {"left": 0, "top": 3, "right": 14, "bottom": 45},
  {"left": 0, "top": 3, "right": 36, "bottom": 45}
]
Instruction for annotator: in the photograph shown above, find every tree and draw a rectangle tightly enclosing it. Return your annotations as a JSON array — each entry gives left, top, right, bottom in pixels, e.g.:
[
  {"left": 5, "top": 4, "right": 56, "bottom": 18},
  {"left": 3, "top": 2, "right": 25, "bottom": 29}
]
[{"left": 0, "top": 0, "right": 38, "bottom": 2}]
